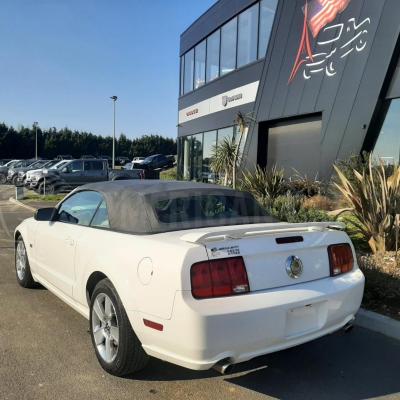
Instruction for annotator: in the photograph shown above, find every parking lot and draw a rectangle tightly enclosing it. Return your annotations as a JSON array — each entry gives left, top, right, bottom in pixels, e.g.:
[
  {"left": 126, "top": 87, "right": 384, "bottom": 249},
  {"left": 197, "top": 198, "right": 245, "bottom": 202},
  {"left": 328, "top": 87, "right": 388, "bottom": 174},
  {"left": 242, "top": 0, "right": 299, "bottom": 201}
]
[{"left": 1, "top": 185, "right": 400, "bottom": 400}]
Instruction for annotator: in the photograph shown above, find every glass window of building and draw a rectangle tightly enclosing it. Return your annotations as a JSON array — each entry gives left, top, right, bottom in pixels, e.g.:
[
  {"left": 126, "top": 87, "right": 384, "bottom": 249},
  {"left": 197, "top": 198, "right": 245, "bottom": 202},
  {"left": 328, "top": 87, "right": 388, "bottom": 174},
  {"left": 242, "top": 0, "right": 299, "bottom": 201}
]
[
  {"left": 259, "top": 0, "right": 278, "bottom": 58},
  {"left": 202, "top": 130, "right": 218, "bottom": 176},
  {"left": 237, "top": 4, "right": 259, "bottom": 68},
  {"left": 192, "top": 133, "right": 203, "bottom": 181},
  {"left": 180, "top": 57, "right": 184, "bottom": 96},
  {"left": 194, "top": 40, "right": 206, "bottom": 89},
  {"left": 206, "top": 30, "right": 220, "bottom": 83},
  {"left": 182, "top": 136, "right": 192, "bottom": 180},
  {"left": 373, "top": 99, "right": 400, "bottom": 164},
  {"left": 184, "top": 49, "right": 194, "bottom": 94},
  {"left": 217, "top": 126, "right": 235, "bottom": 145},
  {"left": 220, "top": 17, "right": 237, "bottom": 76}
]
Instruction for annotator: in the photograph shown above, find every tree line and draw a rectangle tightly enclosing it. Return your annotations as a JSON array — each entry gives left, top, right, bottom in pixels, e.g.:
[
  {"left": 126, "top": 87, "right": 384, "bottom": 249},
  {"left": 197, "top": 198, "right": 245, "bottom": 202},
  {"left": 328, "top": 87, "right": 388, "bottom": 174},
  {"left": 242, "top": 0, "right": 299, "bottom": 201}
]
[{"left": 0, "top": 123, "right": 177, "bottom": 159}]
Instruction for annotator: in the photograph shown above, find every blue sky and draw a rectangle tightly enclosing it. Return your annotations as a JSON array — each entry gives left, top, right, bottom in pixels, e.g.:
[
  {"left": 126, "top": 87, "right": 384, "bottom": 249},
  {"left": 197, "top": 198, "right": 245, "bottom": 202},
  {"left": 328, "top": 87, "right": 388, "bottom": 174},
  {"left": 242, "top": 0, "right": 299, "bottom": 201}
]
[{"left": 0, "top": 0, "right": 215, "bottom": 139}]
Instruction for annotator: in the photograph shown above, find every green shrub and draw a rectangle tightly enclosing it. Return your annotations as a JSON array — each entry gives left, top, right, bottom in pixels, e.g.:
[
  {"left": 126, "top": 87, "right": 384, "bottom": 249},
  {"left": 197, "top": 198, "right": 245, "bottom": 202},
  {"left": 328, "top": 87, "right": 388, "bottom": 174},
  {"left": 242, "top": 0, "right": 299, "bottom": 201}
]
[
  {"left": 266, "top": 194, "right": 333, "bottom": 223},
  {"left": 288, "top": 170, "right": 325, "bottom": 197},
  {"left": 334, "top": 156, "right": 400, "bottom": 255},
  {"left": 160, "top": 167, "right": 177, "bottom": 181},
  {"left": 240, "top": 165, "right": 287, "bottom": 206}
]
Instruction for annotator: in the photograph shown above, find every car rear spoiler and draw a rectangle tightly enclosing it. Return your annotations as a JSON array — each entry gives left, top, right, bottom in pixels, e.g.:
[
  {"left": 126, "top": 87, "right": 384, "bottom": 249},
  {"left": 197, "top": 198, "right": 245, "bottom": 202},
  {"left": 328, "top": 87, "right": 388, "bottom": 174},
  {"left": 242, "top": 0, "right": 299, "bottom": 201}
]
[{"left": 180, "top": 222, "right": 345, "bottom": 244}]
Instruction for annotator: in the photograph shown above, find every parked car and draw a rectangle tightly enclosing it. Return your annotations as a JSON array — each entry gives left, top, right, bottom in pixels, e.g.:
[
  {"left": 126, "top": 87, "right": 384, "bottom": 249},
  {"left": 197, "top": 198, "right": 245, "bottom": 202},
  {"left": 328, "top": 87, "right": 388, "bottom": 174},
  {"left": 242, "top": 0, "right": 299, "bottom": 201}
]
[
  {"left": 6, "top": 159, "right": 41, "bottom": 185},
  {"left": 14, "top": 181, "right": 364, "bottom": 377},
  {"left": 56, "top": 155, "right": 73, "bottom": 160},
  {"left": 116, "top": 156, "right": 130, "bottom": 166},
  {"left": 132, "top": 157, "right": 145, "bottom": 164},
  {"left": 15, "top": 159, "right": 52, "bottom": 186},
  {"left": 134, "top": 154, "right": 174, "bottom": 170},
  {"left": 25, "top": 160, "right": 70, "bottom": 188},
  {"left": 32, "top": 159, "right": 145, "bottom": 194},
  {"left": 0, "top": 160, "right": 22, "bottom": 184},
  {"left": 0, "top": 159, "right": 12, "bottom": 166}
]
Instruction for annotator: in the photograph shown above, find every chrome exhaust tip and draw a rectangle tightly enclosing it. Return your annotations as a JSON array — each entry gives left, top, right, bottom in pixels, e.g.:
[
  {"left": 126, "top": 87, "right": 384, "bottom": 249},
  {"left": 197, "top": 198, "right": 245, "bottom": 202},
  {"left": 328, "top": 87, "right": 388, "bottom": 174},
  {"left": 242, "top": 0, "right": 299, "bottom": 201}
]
[{"left": 213, "top": 359, "right": 233, "bottom": 375}]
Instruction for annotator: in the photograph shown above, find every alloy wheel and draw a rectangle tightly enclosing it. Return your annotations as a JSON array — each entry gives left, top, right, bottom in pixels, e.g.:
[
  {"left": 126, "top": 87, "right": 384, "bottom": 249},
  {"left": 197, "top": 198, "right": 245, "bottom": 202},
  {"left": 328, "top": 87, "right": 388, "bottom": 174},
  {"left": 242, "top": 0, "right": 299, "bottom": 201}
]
[
  {"left": 16, "top": 240, "right": 27, "bottom": 280},
  {"left": 91, "top": 293, "right": 120, "bottom": 363}
]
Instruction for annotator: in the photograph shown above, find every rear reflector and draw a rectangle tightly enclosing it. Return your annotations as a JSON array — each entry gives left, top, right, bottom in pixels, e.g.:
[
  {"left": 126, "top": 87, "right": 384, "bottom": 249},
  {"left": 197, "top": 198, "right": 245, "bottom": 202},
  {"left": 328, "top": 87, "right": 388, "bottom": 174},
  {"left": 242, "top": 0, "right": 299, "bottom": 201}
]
[
  {"left": 328, "top": 243, "right": 354, "bottom": 276},
  {"left": 143, "top": 319, "right": 164, "bottom": 331},
  {"left": 191, "top": 257, "right": 250, "bottom": 299}
]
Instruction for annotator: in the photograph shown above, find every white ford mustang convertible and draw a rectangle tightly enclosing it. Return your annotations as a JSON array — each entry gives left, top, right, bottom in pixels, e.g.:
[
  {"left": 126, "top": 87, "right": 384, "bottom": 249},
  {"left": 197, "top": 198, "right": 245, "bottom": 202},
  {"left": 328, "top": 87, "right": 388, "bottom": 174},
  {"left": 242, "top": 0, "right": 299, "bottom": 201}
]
[{"left": 14, "top": 181, "right": 364, "bottom": 376}]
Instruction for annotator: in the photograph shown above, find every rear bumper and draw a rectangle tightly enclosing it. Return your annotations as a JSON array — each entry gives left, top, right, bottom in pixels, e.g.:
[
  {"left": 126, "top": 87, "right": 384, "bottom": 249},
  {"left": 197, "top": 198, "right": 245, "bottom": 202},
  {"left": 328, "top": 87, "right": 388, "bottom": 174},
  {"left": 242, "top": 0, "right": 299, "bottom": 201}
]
[{"left": 130, "top": 269, "right": 364, "bottom": 370}]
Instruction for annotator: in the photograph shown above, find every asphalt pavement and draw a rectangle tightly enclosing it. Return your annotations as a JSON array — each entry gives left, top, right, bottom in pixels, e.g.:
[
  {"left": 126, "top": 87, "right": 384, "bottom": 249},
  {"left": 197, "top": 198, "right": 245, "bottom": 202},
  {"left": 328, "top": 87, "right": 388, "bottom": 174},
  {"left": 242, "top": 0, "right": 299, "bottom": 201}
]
[{"left": 1, "top": 185, "right": 400, "bottom": 400}]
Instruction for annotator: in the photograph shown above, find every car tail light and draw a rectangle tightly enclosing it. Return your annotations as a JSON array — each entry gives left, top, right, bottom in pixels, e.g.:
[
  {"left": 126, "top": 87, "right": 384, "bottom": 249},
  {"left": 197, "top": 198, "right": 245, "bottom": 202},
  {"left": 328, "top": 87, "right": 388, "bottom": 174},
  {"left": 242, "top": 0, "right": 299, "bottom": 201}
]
[
  {"left": 191, "top": 257, "right": 249, "bottom": 299},
  {"left": 328, "top": 243, "right": 354, "bottom": 276}
]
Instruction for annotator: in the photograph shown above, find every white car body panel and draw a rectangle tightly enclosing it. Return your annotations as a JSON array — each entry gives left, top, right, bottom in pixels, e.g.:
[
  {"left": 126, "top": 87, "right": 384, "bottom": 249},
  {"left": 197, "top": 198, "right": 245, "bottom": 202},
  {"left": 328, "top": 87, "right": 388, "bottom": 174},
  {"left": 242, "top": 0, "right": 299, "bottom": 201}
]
[{"left": 15, "top": 216, "right": 364, "bottom": 371}]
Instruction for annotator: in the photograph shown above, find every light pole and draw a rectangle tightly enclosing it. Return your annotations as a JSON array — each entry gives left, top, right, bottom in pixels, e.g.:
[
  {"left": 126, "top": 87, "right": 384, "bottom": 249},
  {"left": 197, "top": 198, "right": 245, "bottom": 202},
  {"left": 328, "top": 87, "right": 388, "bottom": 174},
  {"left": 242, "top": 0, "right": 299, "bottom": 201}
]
[
  {"left": 33, "top": 122, "right": 39, "bottom": 159},
  {"left": 110, "top": 96, "right": 118, "bottom": 169}
]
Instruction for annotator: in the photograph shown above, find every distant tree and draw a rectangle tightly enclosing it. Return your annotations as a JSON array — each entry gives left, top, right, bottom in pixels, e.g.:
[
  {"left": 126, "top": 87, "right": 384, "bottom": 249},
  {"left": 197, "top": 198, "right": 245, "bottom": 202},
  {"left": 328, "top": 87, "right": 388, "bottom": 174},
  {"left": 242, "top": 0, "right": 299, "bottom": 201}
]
[{"left": 0, "top": 123, "right": 176, "bottom": 160}]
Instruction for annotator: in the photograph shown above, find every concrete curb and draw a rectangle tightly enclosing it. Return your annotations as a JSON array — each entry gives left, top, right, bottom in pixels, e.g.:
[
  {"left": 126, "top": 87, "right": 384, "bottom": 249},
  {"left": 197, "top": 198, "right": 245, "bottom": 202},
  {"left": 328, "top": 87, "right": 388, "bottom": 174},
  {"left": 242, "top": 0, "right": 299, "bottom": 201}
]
[
  {"left": 355, "top": 308, "right": 400, "bottom": 341},
  {"left": 8, "top": 197, "right": 37, "bottom": 212}
]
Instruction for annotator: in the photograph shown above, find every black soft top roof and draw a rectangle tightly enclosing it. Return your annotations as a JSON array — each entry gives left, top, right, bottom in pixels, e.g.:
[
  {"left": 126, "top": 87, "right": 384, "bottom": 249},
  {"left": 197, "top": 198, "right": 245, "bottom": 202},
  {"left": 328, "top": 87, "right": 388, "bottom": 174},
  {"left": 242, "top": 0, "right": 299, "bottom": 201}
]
[{"left": 71, "top": 180, "right": 272, "bottom": 234}]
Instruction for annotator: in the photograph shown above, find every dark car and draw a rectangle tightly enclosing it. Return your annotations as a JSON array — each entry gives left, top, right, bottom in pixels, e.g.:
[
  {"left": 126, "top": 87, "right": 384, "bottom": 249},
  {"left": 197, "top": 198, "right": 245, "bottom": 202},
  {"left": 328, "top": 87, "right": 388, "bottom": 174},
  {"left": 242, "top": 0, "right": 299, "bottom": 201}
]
[
  {"left": 135, "top": 154, "right": 174, "bottom": 170},
  {"left": 116, "top": 156, "right": 130, "bottom": 166}
]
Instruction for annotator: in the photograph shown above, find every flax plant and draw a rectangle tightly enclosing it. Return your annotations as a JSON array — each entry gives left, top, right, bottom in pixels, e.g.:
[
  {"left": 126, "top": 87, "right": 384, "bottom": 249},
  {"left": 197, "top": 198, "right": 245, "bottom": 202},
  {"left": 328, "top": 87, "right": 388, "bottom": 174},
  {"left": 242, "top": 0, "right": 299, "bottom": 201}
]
[{"left": 334, "top": 157, "right": 400, "bottom": 255}]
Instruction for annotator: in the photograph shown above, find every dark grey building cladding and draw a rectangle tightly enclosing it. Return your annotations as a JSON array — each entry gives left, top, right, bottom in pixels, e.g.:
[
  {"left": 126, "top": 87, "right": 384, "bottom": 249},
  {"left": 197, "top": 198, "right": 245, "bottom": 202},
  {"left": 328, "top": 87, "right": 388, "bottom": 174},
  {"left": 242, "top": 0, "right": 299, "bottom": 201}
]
[{"left": 178, "top": 0, "right": 400, "bottom": 180}]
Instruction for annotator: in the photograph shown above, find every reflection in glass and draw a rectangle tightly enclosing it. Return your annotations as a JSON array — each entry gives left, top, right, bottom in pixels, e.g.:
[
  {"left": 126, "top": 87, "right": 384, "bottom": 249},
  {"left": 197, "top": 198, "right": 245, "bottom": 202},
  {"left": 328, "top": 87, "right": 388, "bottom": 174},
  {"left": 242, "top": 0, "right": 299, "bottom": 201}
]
[
  {"left": 220, "top": 18, "right": 237, "bottom": 76},
  {"left": 206, "top": 30, "right": 220, "bottom": 83},
  {"left": 373, "top": 99, "right": 400, "bottom": 165},
  {"left": 238, "top": 4, "right": 259, "bottom": 68},
  {"left": 184, "top": 49, "right": 194, "bottom": 94},
  {"left": 180, "top": 56, "right": 184, "bottom": 96},
  {"left": 202, "top": 130, "right": 218, "bottom": 180},
  {"left": 259, "top": 0, "right": 278, "bottom": 58},
  {"left": 217, "top": 126, "right": 235, "bottom": 145},
  {"left": 194, "top": 40, "right": 206, "bottom": 89}
]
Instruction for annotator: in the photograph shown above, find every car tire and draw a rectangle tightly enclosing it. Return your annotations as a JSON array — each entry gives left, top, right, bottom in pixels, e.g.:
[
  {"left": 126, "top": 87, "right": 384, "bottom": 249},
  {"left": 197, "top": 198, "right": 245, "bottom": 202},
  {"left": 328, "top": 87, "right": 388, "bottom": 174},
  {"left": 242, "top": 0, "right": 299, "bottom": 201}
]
[
  {"left": 90, "top": 279, "right": 149, "bottom": 377},
  {"left": 0, "top": 174, "right": 6, "bottom": 184},
  {"left": 15, "top": 237, "right": 36, "bottom": 289},
  {"left": 38, "top": 182, "right": 56, "bottom": 195},
  {"left": 12, "top": 175, "right": 19, "bottom": 186}
]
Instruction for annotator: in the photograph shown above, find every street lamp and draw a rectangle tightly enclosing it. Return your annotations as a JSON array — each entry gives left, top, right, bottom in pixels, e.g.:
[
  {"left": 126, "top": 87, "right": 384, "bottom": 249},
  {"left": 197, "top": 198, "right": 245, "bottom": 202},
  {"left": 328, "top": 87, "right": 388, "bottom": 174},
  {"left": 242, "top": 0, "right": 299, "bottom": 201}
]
[
  {"left": 110, "top": 96, "right": 118, "bottom": 169},
  {"left": 33, "top": 122, "right": 39, "bottom": 159}
]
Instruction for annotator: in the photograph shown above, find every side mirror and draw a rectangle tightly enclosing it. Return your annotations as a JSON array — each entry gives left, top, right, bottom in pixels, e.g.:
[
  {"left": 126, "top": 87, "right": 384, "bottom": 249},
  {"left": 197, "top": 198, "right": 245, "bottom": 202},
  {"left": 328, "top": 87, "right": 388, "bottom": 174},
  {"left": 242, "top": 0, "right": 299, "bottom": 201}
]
[
  {"left": 61, "top": 167, "right": 69, "bottom": 173},
  {"left": 34, "top": 207, "right": 56, "bottom": 222}
]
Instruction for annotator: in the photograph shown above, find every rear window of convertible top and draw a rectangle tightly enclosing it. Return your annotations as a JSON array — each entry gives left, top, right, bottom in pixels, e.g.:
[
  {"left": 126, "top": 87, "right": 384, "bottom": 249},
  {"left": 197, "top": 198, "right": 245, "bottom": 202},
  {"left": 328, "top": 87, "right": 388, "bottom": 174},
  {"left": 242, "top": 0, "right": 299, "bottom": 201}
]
[{"left": 152, "top": 194, "right": 267, "bottom": 224}]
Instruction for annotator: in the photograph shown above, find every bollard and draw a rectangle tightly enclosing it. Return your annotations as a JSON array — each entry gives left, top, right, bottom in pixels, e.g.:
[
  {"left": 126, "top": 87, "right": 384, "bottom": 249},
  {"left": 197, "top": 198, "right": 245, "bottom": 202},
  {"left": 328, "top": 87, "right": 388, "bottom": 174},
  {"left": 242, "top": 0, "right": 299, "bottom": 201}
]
[{"left": 15, "top": 186, "right": 24, "bottom": 201}]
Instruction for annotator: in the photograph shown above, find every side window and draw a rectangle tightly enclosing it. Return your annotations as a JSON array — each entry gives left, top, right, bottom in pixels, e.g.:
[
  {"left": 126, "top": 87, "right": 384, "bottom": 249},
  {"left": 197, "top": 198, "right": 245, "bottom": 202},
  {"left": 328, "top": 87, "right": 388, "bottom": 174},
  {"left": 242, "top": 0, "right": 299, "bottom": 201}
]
[
  {"left": 57, "top": 191, "right": 103, "bottom": 226},
  {"left": 90, "top": 200, "right": 110, "bottom": 229},
  {"left": 85, "top": 160, "right": 104, "bottom": 171},
  {"left": 64, "top": 160, "right": 83, "bottom": 173}
]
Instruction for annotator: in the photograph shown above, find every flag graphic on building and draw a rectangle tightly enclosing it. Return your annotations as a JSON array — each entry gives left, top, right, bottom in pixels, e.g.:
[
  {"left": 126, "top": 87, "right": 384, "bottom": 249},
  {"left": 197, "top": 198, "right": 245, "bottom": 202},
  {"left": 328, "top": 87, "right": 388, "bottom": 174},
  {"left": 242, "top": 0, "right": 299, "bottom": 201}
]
[{"left": 289, "top": 0, "right": 352, "bottom": 83}]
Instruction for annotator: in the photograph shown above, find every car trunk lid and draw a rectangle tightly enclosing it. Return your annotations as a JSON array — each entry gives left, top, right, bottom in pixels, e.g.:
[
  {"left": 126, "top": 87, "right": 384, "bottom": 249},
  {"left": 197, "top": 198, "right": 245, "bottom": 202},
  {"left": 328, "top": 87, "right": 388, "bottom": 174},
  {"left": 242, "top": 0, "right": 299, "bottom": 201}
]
[{"left": 181, "top": 222, "right": 346, "bottom": 291}]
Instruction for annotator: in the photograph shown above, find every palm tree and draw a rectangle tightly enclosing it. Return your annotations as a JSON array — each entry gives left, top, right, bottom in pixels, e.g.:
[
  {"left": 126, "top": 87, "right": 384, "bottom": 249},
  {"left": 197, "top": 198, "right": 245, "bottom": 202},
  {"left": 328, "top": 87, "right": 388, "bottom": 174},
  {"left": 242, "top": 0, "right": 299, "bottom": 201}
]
[
  {"left": 210, "top": 137, "right": 238, "bottom": 186},
  {"left": 233, "top": 111, "right": 255, "bottom": 189}
]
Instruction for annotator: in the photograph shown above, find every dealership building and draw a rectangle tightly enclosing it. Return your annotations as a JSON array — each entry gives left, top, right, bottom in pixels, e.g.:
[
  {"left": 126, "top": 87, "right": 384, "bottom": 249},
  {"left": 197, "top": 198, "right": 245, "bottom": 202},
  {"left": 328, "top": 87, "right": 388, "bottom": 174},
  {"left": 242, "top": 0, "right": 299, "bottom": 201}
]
[{"left": 177, "top": 0, "right": 400, "bottom": 181}]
